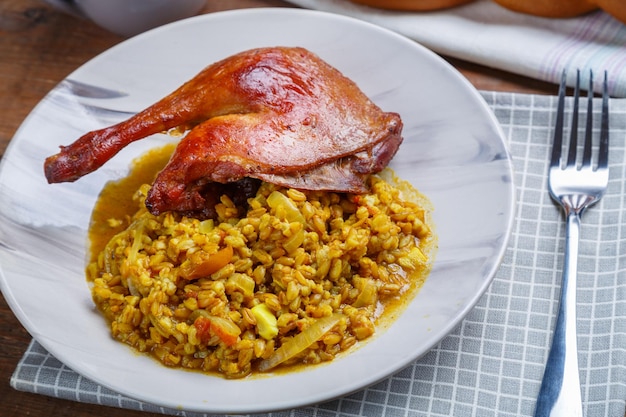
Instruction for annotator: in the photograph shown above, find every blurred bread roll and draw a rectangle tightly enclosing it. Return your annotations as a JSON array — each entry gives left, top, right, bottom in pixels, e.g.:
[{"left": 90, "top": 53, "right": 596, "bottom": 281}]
[
  {"left": 491, "top": 0, "right": 597, "bottom": 18},
  {"left": 348, "top": 0, "right": 475, "bottom": 11},
  {"left": 348, "top": 0, "right": 625, "bottom": 24}
]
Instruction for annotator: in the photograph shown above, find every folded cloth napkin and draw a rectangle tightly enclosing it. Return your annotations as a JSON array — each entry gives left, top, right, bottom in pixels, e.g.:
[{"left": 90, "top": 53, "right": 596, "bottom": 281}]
[
  {"left": 11, "top": 91, "right": 626, "bottom": 416},
  {"left": 284, "top": 0, "right": 626, "bottom": 98}
]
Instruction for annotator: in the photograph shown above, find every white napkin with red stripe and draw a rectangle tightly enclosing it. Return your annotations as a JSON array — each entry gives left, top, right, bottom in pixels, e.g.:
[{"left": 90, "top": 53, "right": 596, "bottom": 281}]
[{"left": 284, "top": 0, "right": 626, "bottom": 97}]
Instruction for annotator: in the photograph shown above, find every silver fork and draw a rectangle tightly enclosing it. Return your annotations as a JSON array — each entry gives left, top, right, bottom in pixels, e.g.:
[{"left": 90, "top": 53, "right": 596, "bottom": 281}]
[{"left": 534, "top": 69, "right": 609, "bottom": 417}]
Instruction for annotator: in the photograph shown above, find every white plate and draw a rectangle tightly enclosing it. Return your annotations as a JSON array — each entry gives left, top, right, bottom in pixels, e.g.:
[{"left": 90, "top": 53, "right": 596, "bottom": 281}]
[{"left": 0, "top": 8, "right": 514, "bottom": 414}]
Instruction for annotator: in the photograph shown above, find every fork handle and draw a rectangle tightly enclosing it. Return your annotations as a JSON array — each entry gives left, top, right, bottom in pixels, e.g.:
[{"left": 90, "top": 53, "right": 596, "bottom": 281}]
[{"left": 534, "top": 209, "right": 583, "bottom": 417}]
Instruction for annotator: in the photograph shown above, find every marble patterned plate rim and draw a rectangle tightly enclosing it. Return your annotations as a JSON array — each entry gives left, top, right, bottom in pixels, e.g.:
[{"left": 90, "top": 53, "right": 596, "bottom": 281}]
[{"left": 0, "top": 8, "right": 515, "bottom": 414}]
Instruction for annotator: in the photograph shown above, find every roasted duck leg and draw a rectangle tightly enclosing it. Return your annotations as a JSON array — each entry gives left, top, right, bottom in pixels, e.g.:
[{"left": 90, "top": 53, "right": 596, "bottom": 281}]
[{"left": 44, "top": 47, "right": 403, "bottom": 218}]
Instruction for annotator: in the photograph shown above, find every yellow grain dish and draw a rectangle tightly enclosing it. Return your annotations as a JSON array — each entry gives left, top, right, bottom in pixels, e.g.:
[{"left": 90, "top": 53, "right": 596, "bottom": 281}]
[{"left": 87, "top": 145, "right": 436, "bottom": 378}]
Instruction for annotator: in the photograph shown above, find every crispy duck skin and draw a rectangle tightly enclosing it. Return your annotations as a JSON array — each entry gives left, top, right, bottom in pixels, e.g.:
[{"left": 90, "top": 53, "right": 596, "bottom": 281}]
[{"left": 44, "top": 47, "right": 403, "bottom": 218}]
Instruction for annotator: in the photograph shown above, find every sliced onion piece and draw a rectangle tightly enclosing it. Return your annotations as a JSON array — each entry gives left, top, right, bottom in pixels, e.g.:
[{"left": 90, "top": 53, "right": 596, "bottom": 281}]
[{"left": 258, "top": 313, "right": 343, "bottom": 372}]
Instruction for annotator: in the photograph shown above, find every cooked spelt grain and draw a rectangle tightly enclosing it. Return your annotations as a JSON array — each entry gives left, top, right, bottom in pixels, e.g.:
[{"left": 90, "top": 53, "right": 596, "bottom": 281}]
[{"left": 89, "top": 171, "right": 435, "bottom": 378}]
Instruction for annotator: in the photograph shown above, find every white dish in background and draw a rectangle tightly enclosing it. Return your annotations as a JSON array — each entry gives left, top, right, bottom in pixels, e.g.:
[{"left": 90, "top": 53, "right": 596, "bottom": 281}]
[
  {"left": 0, "top": 8, "right": 514, "bottom": 414},
  {"left": 41, "top": 0, "right": 205, "bottom": 36}
]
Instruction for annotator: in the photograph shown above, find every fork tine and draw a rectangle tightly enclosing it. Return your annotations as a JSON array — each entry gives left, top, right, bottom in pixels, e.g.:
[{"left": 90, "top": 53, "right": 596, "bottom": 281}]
[
  {"left": 581, "top": 70, "right": 594, "bottom": 167},
  {"left": 566, "top": 70, "right": 580, "bottom": 167},
  {"left": 598, "top": 70, "right": 610, "bottom": 170},
  {"left": 551, "top": 70, "right": 567, "bottom": 168}
]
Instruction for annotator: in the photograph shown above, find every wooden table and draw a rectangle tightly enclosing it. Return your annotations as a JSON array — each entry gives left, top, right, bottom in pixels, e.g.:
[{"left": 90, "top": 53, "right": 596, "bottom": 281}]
[{"left": 0, "top": 1, "right": 560, "bottom": 416}]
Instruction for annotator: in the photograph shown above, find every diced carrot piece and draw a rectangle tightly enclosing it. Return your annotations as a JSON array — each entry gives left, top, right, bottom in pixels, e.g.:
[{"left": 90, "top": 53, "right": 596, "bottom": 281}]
[
  {"left": 209, "top": 316, "right": 241, "bottom": 346},
  {"left": 180, "top": 246, "right": 233, "bottom": 280}
]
